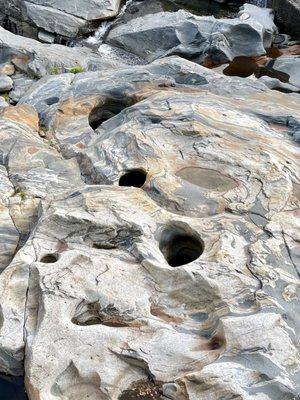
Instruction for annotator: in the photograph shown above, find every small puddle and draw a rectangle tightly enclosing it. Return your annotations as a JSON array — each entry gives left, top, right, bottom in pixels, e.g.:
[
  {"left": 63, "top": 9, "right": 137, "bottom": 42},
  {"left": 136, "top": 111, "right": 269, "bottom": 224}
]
[
  {"left": 0, "top": 375, "right": 28, "bottom": 400},
  {"left": 176, "top": 167, "right": 237, "bottom": 192}
]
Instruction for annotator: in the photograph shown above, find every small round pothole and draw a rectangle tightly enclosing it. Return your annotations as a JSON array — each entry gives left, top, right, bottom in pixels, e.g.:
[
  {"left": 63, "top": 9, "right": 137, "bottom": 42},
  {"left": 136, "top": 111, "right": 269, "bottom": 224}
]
[
  {"left": 88, "top": 99, "right": 130, "bottom": 130},
  {"left": 159, "top": 227, "right": 203, "bottom": 267},
  {"left": 39, "top": 254, "right": 59, "bottom": 263},
  {"left": 119, "top": 169, "right": 147, "bottom": 188}
]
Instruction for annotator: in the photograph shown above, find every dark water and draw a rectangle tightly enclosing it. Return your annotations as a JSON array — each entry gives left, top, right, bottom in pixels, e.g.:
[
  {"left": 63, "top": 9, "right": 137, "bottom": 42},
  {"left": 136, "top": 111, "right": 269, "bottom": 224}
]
[
  {"left": 160, "top": 0, "right": 238, "bottom": 17},
  {"left": 122, "top": 0, "right": 238, "bottom": 24},
  {"left": 0, "top": 375, "right": 28, "bottom": 400}
]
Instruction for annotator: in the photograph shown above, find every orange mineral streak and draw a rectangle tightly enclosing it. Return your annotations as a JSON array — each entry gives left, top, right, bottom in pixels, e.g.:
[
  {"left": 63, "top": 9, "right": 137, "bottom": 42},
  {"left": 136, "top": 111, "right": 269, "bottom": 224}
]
[{"left": 1, "top": 104, "right": 39, "bottom": 131}]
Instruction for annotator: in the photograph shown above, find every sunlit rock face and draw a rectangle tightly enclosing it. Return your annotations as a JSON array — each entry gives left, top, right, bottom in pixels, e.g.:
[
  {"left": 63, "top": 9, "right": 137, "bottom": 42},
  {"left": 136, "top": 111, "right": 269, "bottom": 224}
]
[
  {"left": 106, "top": 8, "right": 277, "bottom": 64},
  {"left": 0, "top": 56, "right": 299, "bottom": 400}
]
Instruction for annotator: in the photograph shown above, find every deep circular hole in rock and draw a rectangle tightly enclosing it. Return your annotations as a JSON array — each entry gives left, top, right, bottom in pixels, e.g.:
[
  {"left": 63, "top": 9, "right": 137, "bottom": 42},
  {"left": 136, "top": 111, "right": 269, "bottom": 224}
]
[
  {"left": 119, "top": 169, "right": 147, "bottom": 188},
  {"left": 88, "top": 99, "right": 131, "bottom": 130},
  {"left": 209, "top": 336, "right": 224, "bottom": 350},
  {"left": 159, "top": 227, "right": 203, "bottom": 267},
  {"left": 39, "top": 254, "right": 59, "bottom": 263}
]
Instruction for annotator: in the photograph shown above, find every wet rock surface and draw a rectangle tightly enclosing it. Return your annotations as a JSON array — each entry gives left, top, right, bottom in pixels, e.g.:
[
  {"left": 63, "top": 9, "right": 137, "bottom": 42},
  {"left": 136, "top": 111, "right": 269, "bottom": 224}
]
[{"left": 0, "top": 2, "right": 299, "bottom": 400}]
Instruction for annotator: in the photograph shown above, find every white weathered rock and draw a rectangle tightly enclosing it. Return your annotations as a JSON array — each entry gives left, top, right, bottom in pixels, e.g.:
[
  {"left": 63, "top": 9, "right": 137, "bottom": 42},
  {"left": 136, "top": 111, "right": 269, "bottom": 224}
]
[
  {"left": 0, "top": 58, "right": 299, "bottom": 400},
  {"left": 258, "top": 75, "right": 300, "bottom": 93},
  {"left": 238, "top": 3, "right": 278, "bottom": 48}
]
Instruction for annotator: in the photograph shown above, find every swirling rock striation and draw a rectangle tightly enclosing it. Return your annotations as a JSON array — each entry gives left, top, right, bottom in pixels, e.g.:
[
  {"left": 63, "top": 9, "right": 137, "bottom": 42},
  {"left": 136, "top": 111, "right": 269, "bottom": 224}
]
[{"left": 0, "top": 55, "right": 299, "bottom": 399}]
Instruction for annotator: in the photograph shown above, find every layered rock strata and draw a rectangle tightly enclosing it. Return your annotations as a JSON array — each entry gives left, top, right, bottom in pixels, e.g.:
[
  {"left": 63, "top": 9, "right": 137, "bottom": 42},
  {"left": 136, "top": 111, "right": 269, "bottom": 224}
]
[{"left": 0, "top": 56, "right": 299, "bottom": 400}]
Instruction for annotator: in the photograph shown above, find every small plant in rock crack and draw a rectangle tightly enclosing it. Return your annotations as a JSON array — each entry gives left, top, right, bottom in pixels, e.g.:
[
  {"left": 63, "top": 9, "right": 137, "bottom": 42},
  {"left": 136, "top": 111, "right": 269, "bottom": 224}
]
[
  {"left": 50, "top": 66, "right": 62, "bottom": 75},
  {"left": 67, "top": 66, "right": 85, "bottom": 74},
  {"left": 1, "top": 92, "right": 10, "bottom": 102},
  {"left": 28, "top": 71, "right": 39, "bottom": 79},
  {"left": 47, "top": 139, "right": 56, "bottom": 148},
  {"left": 19, "top": 191, "right": 26, "bottom": 201}
]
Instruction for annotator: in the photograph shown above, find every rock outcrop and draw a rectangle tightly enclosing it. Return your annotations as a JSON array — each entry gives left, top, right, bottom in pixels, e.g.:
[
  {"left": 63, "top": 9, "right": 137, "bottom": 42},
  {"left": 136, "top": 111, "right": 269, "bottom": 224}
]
[
  {"left": 0, "top": 2, "right": 299, "bottom": 400},
  {"left": 0, "top": 55, "right": 299, "bottom": 399}
]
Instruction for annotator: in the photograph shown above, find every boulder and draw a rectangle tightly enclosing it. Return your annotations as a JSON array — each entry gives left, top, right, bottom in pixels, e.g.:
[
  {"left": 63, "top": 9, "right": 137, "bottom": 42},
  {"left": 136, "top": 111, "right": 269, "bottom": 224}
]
[
  {"left": 0, "top": 0, "right": 121, "bottom": 39},
  {"left": 268, "top": 56, "right": 300, "bottom": 88},
  {"left": 106, "top": 6, "right": 276, "bottom": 64},
  {"left": 0, "top": 74, "right": 13, "bottom": 92},
  {"left": 258, "top": 75, "right": 300, "bottom": 93},
  {"left": 238, "top": 3, "right": 277, "bottom": 47},
  {"left": 9, "top": 74, "right": 36, "bottom": 103}
]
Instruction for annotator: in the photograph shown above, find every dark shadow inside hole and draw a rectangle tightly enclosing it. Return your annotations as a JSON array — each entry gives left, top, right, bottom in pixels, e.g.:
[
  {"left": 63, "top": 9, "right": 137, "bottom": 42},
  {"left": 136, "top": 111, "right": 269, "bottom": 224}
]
[
  {"left": 40, "top": 254, "right": 58, "bottom": 263},
  {"left": 119, "top": 169, "right": 147, "bottom": 188},
  {"left": 88, "top": 99, "right": 130, "bottom": 130},
  {"left": 45, "top": 96, "right": 59, "bottom": 106},
  {"left": 160, "top": 228, "right": 203, "bottom": 267},
  {"left": 209, "top": 336, "right": 224, "bottom": 350},
  {"left": 0, "top": 375, "right": 28, "bottom": 400}
]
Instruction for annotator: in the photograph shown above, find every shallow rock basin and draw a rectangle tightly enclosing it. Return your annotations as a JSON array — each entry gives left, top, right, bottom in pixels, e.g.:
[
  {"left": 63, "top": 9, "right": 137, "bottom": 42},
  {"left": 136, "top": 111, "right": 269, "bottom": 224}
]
[{"left": 176, "top": 167, "right": 238, "bottom": 192}]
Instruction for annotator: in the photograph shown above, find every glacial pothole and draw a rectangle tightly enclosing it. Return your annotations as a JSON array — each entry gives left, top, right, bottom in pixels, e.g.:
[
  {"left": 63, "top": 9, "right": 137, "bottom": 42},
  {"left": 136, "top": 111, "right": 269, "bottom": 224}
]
[
  {"left": 39, "top": 254, "right": 59, "bottom": 263},
  {"left": 209, "top": 336, "right": 224, "bottom": 350},
  {"left": 88, "top": 99, "right": 132, "bottom": 130},
  {"left": 119, "top": 169, "right": 147, "bottom": 188},
  {"left": 159, "top": 227, "right": 203, "bottom": 267}
]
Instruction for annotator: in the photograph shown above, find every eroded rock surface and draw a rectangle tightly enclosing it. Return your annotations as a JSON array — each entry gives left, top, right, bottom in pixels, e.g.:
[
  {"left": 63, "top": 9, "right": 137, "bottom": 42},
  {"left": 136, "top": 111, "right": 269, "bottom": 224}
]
[{"left": 0, "top": 55, "right": 299, "bottom": 400}]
